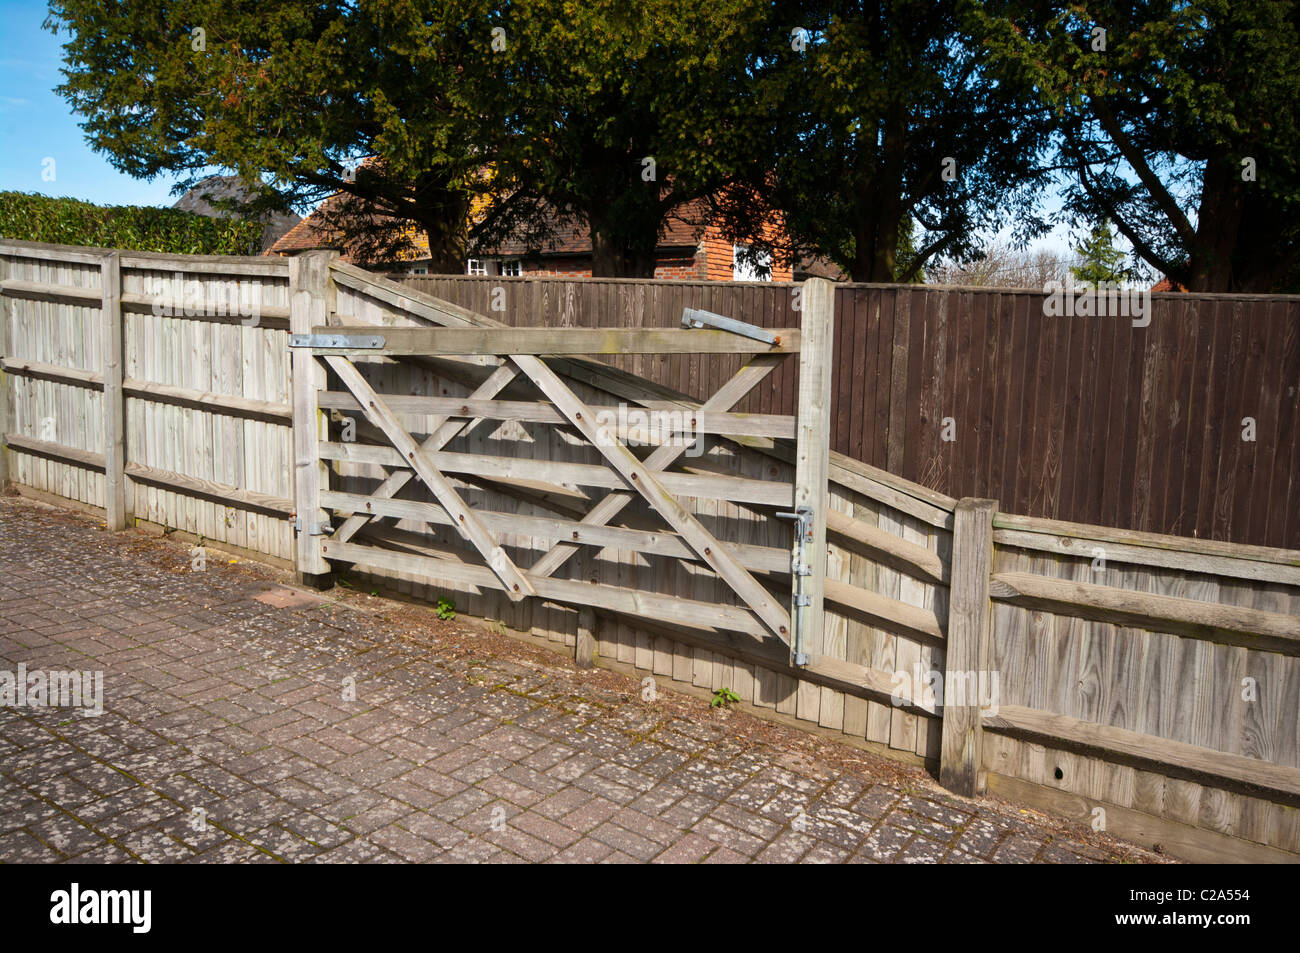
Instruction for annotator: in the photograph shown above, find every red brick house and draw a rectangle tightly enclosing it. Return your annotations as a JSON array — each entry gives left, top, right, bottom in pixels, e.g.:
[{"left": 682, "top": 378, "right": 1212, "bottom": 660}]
[{"left": 268, "top": 193, "right": 797, "bottom": 282}]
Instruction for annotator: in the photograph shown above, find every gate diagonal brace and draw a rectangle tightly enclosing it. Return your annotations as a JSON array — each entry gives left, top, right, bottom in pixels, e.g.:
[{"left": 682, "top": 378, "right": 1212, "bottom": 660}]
[
  {"left": 323, "top": 355, "right": 534, "bottom": 601},
  {"left": 511, "top": 354, "right": 792, "bottom": 644}
]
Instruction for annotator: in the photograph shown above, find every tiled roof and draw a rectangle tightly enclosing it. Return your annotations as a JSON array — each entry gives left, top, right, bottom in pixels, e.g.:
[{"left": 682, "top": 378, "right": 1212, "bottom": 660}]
[
  {"left": 266, "top": 192, "right": 431, "bottom": 264},
  {"left": 268, "top": 193, "right": 709, "bottom": 262}
]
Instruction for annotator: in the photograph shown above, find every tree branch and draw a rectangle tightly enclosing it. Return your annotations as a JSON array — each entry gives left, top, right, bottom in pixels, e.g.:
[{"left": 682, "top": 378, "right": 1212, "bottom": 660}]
[{"left": 1090, "top": 96, "right": 1198, "bottom": 247}]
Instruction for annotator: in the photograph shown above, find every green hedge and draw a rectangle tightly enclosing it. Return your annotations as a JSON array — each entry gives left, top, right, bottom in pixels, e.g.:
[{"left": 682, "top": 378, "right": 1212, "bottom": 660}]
[{"left": 0, "top": 191, "right": 263, "bottom": 256}]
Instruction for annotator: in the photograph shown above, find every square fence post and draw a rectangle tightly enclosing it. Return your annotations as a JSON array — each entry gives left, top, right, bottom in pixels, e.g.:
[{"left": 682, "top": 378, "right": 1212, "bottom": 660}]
[
  {"left": 790, "top": 277, "right": 834, "bottom": 667},
  {"left": 576, "top": 606, "right": 597, "bottom": 669},
  {"left": 0, "top": 253, "right": 9, "bottom": 491},
  {"left": 101, "top": 251, "right": 127, "bottom": 529},
  {"left": 939, "top": 497, "right": 998, "bottom": 797},
  {"left": 289, "top": 250, "right": 337, "bottom": 587}
]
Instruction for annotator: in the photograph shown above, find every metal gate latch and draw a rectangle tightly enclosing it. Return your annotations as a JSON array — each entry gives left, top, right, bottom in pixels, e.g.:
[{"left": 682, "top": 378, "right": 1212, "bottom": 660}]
[
  {"left": 681, "top": 307, "right": 779, "bottom": 346},
  {"left": 777, "top": 506, "right": 815, "bottom": 666}
]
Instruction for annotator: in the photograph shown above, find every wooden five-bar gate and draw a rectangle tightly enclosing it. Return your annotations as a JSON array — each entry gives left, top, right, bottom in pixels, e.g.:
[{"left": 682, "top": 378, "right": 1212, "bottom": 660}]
[{"left": 288, "top": 251, "right": 834, "bottom": 672}]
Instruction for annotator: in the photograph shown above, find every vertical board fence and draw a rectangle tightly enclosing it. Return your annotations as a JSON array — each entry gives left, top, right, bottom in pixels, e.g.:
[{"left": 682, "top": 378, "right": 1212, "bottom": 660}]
[
  {"left": 0, "top": 240, "right": 294, "bottom": 561},
  {"left": 396, "top": 274, "right": 1300, "bottom": 550},
  {"left": 2, "top": 240, "right": 1298, "bottom": 863}
]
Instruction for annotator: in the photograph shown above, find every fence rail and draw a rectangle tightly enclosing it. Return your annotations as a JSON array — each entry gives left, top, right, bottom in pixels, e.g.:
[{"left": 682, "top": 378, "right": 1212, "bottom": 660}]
[{"left": 3, "top": 239, "right": 1299, "bottom": 863}]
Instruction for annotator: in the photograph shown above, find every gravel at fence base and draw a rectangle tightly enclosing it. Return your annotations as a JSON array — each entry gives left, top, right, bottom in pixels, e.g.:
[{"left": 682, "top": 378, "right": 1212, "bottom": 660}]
[{"left": 0, "top": 496, "right": 1169, "bottom": 864}]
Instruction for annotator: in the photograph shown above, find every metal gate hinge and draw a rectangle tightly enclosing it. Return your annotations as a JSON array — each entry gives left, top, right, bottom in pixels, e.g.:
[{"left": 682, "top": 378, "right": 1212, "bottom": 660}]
[
  {"left": 289, "top": 333, "right": 385, "bottom": 349},
  {"left": 294, "top": 516, "right": 333, "bottom": 536}
]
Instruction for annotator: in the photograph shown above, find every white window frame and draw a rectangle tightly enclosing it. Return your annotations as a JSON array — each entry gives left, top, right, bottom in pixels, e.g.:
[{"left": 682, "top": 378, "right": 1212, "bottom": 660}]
[
  {"left": 500, "top": 259, "right": 522, "bottom": 277},
  {"left": 466, "top": 258, "right": 488, "bottom": 276}
]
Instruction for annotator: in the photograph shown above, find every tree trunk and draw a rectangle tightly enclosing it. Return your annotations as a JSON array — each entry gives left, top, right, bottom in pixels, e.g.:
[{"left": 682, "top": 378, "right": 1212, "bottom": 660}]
[
  {"left": 416, "top": 188, "right": 470, "bottom": 275},
  {"left": 589, "top": 215, "right": 658, "bottom": 278},
  {"left": 848, "top": 105, "right": 906, "bottom": 283},
  {"left": 1187, "top": 156, "right": 1243, "bottom": 292}
]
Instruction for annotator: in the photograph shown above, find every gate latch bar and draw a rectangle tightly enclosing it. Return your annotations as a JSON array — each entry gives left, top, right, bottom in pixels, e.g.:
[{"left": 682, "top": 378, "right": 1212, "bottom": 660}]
[{"left": 681, "top": 308, "right": 778, "bottom": 346}]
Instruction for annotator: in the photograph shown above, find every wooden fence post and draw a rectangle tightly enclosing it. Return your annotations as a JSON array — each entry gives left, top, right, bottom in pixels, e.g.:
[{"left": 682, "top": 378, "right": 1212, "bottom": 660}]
[
  {"left": 101, "top": 251, "right": 127, "bottom": 529},
  {"left": 289, "top": 250, "right": 336, "bottom": 587},
  {"left": 790, "top": 278, "right": 834, "bottom": 667},
  {"left": 576, "top": 606, "right": 597, "bottom": 669},
  {"left": 0, "top": 253, "right": 9, "bottom": 491},
  {"left": 940, "top": 497, "right": 998, "bottom": 797}
]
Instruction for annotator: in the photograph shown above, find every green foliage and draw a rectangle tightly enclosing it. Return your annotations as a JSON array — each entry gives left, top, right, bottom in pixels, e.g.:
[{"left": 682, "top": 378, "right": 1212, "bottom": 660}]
[
  {"left": 46, "top": 0, "right": 511, "bottom": 271},
  {"left": 1070, "top": 222, "right": 1131, "bottom": 285},
  {"left": 713, "top": 1, "right": 1055, "bottom": 282},
  {"left": 975, "top": 0, "right": 1300, "bottom": 291},
  {"left": 44, "top": 0, "right": 1300, "bottom": 289},
  {"left": 478, "top": 0, "right": 771, "bottom": 276},
  {"left": 0, "top": 191, "right": 261, "bottom": 254},
  {"left": 436, "top": 596, "right": 456, "bottom": 621},
  {"left": 711, "top": 687, "right": 740, "bottom": 709}
]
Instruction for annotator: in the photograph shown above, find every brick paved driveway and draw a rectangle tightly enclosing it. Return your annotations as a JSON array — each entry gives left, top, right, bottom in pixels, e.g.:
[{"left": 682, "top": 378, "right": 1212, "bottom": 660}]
[{"left": 0, "top": 496, "right": 1164, "bottom": 864}]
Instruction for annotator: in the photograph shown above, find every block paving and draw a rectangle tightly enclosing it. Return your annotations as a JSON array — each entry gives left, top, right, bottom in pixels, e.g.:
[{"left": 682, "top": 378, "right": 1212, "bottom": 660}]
[{"left": 0, "top": 496, "right": 1168, "bottom": 864}]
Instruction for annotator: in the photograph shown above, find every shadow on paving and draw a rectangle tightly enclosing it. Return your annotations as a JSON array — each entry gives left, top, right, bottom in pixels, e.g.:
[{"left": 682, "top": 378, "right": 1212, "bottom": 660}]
[{"left": 0, "top": 496, "right": 1169, "bottom": 864}]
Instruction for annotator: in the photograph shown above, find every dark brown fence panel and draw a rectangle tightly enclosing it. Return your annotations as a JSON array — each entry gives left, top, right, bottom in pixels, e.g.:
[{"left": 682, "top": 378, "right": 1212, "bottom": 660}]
[{"left": 392, "top": 274, "right": 1300, "bottom": 549}]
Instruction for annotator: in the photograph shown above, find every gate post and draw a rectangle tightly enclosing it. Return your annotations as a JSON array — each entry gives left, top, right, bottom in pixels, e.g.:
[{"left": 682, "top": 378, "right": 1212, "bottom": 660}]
[
  {"left": 101, "top": 251, "right": 127, "bottom": 530},
  {"left": 0, "top": 253, "right": 9, "bottom": 491},
  {"left": 289, "top": 250, "right": 337, "bottom": 587},
  {"left": 576, "top": 606, "right": 597, "bottom": 669},
  {"left": 939, "top": 497, "right": 998, "bottom": 797},
  {"left": 790, "top": 278, "right": 834, "bottom": 668}
]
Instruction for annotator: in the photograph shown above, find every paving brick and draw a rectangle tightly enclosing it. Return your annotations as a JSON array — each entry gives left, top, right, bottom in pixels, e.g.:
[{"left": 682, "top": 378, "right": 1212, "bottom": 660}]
[
  {"left": 510, "top": 811, "right": 582, "bottom": 849},
  {"left": 548, "top": 837, "right": 615, "bottom": 864},
  {"left": 650, "top": 831, "right": 716, "bottom": 864},
  {"left": 0, "top": 497, "right": 1165, "bottom": 868}
]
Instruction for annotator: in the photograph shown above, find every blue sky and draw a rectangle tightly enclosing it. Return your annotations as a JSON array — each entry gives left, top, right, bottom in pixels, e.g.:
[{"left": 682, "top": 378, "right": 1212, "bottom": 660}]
[{"left": 0, "top": 0, "right": 188, "bottom": 206}]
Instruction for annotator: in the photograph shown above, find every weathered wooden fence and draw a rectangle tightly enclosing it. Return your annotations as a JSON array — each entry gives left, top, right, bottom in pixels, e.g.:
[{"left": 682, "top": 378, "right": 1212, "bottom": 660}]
[
  {"left": 3, "top": 239, "right": 1298, "bottom": 863},
  {"left": 0, "top": 240, "right": 293, "bottom": 559},
  {"left": 396, "top": 274, "right": 1300, "bottom": 551}
]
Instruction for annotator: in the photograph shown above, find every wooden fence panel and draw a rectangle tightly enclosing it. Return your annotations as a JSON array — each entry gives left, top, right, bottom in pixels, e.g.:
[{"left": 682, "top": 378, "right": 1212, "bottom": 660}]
[
  {"left": 1, "top": 240, "right": 294, "bottom": 563},
  {"left": 395, "top": 274, "right": 1300, "bottom": 549}
]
